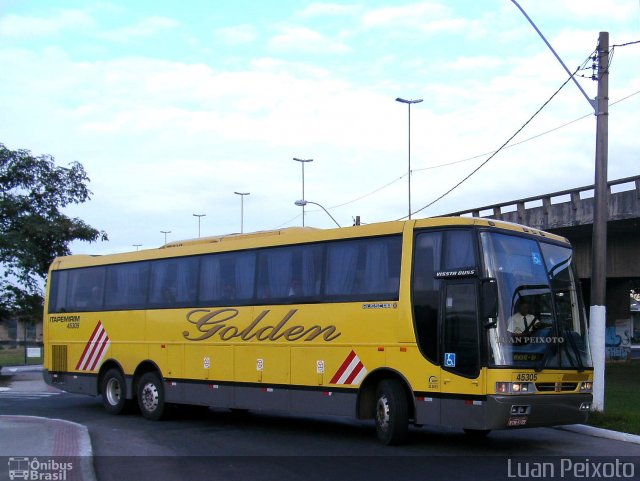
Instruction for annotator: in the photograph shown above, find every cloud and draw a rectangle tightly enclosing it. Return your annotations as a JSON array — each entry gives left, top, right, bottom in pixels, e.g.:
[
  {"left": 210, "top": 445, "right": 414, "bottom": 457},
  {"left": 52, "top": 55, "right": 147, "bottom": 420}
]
[
  {"left": 268, "top": 26, "right": 351, "bottom": 54},
  {"left": 1, "top": 1, "right": 639, "bottom": 252},
  {"left": 439, "top": 55, "right": 505, "bottom": 71},
  {"left": 361, "top": 1, "right": 450, "bottom": 28},
  {"left": 297, "top": 3, "right": 362, "bottom": 18},
  {"left": 0, "top": 10, "right": 94, "bottom": 38},
  {"left": 100, "top": 16, "right": 180, "bottom": 42},
  {"left": 544, "top": 0, "right": 639, "bottom": 22},
  {"left": 215, "top": 25, "right": 257, "bottom": 45}
]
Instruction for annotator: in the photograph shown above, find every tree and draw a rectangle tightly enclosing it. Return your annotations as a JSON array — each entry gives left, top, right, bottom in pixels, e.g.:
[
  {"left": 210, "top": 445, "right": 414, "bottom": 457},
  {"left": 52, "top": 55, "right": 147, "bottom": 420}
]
[{"left": 0, "top": 143, "right": 107, "bottom": 323}]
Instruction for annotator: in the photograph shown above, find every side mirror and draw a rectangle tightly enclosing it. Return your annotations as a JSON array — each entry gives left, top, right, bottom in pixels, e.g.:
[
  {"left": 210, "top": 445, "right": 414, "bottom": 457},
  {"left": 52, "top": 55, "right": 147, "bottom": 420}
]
[{"left": 481, "top": 278, "right": 498, "bottom": 327}]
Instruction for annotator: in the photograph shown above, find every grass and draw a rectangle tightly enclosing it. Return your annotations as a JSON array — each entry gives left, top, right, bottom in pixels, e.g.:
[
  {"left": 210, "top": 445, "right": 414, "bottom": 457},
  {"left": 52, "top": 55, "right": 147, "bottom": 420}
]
[
  {"left": 0, "top": 347, "right": 44, "bottom": 367},
  {"left": 586, "top": 361, "right": 640, "bottom": 435}
]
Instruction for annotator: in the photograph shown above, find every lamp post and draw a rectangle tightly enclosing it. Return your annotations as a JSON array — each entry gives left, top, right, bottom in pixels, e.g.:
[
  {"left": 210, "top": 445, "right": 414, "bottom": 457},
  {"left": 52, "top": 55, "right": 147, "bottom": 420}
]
[
  {"left": 133, "top": 244, "right": 142, "bottom": 251},
  {"left": 193, "top": 213, "right": 206, "bottom": 238},
  {"left": 293, "top": 157, "right": 313, "bottom": 226},
  {"left": 160, "top": 230, "right": 171, "bottom": 245},
  {"left": 294, "top": 200, "right": 341, "bottom": 228},
  {"left": 234, "top": 192, "right": 250, "bottom": 233},
  {"left": 395, "top": 97, "right": 423, "bottom": 220}
]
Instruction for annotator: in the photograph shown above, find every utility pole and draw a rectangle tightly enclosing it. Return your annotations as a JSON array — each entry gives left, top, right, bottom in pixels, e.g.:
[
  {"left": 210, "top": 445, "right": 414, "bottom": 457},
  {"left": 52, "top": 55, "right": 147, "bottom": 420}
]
[
  {"left": 511, "top": 1, "right": 609, "bottom": 412},
  {"left": 590, "top": 31, "right": 609, "bottom": 412}
]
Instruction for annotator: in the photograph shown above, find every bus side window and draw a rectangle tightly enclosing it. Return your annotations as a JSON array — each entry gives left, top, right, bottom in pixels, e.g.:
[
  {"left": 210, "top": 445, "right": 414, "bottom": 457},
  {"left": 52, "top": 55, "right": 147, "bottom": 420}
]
[
  {"left": 412, "top": 232, "right": 442, "bottom": 364},
  {"left": 325, "top": 236, "right": 402, "bottom": 300},
  {"left": 67, "top": 266, "right": 105, "bottom": 312},
  {"left": 200, "top": 251, "right": 256, "bottom": 305},
  {"left": 48, "top": 270, "right": 69, "bottom": 313},
  {"left": 149, "top": 257, "right": 199, "bottom": 307},
  {"left": 104, "top": 262, "right": 149, "bottom": 309}
]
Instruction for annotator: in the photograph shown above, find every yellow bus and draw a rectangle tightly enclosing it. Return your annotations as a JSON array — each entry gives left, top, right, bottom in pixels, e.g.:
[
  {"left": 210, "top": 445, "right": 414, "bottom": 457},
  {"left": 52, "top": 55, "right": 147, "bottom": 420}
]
[{"left": 43, "top": 217, "right": 593, "bottom": 444}]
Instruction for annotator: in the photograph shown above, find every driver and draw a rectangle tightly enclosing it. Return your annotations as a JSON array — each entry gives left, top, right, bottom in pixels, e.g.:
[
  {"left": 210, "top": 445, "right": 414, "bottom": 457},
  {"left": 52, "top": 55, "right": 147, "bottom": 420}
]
[{"left": 508, "top": 299, "right": 542, "bottom": 336}]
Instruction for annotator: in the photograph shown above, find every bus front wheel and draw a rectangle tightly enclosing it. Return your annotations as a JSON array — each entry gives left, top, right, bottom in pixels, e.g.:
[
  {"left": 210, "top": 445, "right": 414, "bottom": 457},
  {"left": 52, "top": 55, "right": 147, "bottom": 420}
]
[
  {"left": 375, "top": 379, "right": 409, "bottom": 445},
  {"left": 137, "top": 372, "right": 166, "bottom": 421}
]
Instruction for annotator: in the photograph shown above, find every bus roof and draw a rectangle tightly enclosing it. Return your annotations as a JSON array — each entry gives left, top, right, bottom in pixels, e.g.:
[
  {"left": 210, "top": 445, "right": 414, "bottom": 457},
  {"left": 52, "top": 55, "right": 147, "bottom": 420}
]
[{"left": 49, "top": 217, "right": 568, "bottom": 271}]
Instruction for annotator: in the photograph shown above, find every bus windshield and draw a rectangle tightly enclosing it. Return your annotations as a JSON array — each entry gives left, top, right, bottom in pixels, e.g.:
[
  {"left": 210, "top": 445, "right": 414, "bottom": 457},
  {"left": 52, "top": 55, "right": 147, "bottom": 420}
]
[{"left": 481, "top": 232, "right": 592, "bottom": 370}]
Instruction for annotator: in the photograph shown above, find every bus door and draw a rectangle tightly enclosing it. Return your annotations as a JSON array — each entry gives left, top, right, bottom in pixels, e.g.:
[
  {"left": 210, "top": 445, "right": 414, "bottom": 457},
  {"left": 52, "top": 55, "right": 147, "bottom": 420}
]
[
  {"left": 413, "top": 229, "right": 484, "bottom": 426},
  {"left": 439, "top": 280, "right": 485, "bottom": 426}
]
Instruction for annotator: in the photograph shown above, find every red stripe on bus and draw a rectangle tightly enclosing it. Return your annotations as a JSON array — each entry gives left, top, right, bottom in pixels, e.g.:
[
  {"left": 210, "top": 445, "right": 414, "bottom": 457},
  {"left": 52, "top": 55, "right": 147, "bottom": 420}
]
[
  {"left": 75, "top": 322, "right": 103, "bottom": 370},
  {"left": 80, "top": 327, "right": 107, "bottom": 371},
  {"left": 88, "top": 333, "right": 110, "bottom": 371},
  {"left": 344, "top": 361, "right": 364, "bottom": 385},
  {"left": 329, "top": 350, "right": 356, "bottom": 384}
]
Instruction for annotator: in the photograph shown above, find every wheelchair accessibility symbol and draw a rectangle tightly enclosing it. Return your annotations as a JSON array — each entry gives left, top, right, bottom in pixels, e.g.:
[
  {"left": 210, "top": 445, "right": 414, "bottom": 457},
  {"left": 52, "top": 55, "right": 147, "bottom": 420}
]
[{"left": 444, "top": 353, "right": 456, "bottom": 368}]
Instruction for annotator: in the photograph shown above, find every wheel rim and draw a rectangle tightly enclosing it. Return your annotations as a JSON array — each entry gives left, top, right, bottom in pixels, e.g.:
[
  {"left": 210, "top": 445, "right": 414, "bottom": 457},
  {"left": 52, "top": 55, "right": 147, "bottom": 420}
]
[
  {"left": 376, "top": 394, "right": 390, "bottom": 432},
  {"left": 105, "top": 378, "right": 122, "bottom": 406},
  {"left": 141, "top": 382, "right": 159, "bottom": 412}
]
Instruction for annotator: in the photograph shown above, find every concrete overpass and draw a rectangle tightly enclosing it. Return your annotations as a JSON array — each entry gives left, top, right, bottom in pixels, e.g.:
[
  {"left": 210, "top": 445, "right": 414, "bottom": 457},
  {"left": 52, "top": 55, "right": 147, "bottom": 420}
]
[{"left": 445, "top": 174, "right": 640, "bottom": 327}]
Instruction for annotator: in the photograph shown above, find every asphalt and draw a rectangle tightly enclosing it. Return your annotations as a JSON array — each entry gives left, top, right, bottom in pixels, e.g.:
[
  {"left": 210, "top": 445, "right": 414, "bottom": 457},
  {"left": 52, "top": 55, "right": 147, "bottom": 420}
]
[{"left": 0, "top": 364, "right": 638, "bottom": 480}]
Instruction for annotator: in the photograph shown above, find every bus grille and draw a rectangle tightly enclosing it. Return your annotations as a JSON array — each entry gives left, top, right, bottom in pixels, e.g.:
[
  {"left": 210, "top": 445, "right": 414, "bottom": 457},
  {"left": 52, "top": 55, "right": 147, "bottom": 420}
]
[
  {"left": 51, "top": 345, "right": 68, "bottom": 372},
  {"left": 535, "top": 382, "right": 578, "bottom": 392}
]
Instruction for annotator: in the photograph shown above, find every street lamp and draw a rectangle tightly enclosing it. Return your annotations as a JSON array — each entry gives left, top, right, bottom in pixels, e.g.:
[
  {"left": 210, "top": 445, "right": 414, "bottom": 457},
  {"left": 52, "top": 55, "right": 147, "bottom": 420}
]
[
  {"left": 294, "top": 200, "right": 341, "bottom": 228},
  {"left": 132, "top": 244, "right": 142, "bottom": 251},
  {"left": 160, "top": 230, "right": 171, "bottom": 245},
  {"left": 193, "top": 213, "right": 206, "bottom": 238},
  {"left": 395, "top": 97, "right": 423, "bottom": 219},
  {"left": 293, "top": 157, "right": 313, "bottom": 226},
  {"left": 234, "top": 192, "right": 250, "bottom": 233}
]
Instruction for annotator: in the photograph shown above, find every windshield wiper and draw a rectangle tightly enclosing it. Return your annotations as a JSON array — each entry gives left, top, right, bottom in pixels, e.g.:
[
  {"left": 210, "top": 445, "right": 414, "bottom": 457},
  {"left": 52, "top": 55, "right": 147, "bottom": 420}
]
[{"left": 561, "top": 325, "right": 584, "bottom": 371}]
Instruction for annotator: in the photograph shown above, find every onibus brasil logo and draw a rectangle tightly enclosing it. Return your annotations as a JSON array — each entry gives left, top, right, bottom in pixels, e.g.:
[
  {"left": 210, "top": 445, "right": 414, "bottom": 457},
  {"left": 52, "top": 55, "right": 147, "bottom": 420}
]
[{"left": 8, "top": 457, "right": 73, "bottom": 480}]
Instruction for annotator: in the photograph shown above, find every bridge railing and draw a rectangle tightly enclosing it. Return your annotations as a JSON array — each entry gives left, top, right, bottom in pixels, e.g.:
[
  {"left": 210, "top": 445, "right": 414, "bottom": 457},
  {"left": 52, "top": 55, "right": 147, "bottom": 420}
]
[{"left": 443, "top": 174, "right": 640, "bottom": 224}]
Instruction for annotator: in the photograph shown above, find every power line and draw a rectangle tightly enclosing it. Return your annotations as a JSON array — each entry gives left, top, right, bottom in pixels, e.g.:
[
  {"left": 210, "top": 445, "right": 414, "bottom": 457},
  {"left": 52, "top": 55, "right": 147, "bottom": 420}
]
[
  {"left": 611, "top": 39, "right": 640, "bottom": 47},
  {"left": 272, "top": 48, "right": 637, "bottom": 230},
  {"left": 275, "top": 87, "right": 639, "bottom": 226},
  {"left": 396, "top": 58, "right": 590, "bottom": 221}
]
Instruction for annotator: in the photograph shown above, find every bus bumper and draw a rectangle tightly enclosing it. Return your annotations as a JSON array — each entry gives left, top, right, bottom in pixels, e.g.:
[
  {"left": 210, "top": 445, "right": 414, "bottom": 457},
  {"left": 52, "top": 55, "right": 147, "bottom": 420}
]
[
  {"left": 416, "top": 393, "right": 592, "bottom": 430},
  {"left": 482, "top": 393, "right": 592, "bottom": 430},
  {"left": 43, "top": 369, "right": 98, "bottom": 396}
]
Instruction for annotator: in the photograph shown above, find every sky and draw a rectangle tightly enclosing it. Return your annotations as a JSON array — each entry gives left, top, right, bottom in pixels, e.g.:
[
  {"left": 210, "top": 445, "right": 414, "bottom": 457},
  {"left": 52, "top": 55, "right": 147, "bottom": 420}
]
[{"left": 1, "top": 0, "right": 639, "bottom": 256}]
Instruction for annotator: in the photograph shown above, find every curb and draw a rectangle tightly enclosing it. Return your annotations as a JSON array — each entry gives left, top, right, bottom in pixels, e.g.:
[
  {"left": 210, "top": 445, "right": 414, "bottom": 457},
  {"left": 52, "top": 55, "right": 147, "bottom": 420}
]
[
  {"left": 0, "top": 415, "right": 96, "bottom": 481},
  {"left": 555, "top": 424, "right": 640, "bottom": 445}
]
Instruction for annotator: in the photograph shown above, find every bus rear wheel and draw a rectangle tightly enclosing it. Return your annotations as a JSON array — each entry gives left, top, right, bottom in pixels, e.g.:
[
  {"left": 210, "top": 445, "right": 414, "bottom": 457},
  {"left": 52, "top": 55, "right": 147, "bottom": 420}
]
[
  {"left": 375, "top": 379, "right": 409, "bottom": 445},
  {"left": 137, "top": 372, "right": 166, "bottom": 421},
  {"left": 102, "top": 368, "right": 129, "bottom": 415}
]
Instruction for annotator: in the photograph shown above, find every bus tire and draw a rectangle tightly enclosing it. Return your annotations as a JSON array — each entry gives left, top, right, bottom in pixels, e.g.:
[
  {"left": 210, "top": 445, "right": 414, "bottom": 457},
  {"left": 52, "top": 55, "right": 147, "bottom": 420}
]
[
  {"left": 101, "top": 369, "right": 128, "bottom": 415},
  {"left": 375, "top": 379, "right": 409, "bottom": 445},
  {"left": 138, "top": 372, "right": 166, "bottom": 421}
]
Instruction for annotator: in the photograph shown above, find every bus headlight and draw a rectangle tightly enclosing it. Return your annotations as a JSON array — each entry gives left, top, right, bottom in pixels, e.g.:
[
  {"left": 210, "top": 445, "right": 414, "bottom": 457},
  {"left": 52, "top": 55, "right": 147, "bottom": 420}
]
[
  {"left": 580, "top": 381, "right": 593, "bottom": 392},
  {"left": 496, "top": 382, "right": 534, "bottom": 394}
]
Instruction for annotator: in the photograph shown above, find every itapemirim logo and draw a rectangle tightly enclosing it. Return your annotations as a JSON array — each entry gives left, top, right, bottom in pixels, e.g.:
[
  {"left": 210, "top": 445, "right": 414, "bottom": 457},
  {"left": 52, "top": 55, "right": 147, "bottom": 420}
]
[{"left": 7, "top": 457, "right": 73, "bottom": 480}]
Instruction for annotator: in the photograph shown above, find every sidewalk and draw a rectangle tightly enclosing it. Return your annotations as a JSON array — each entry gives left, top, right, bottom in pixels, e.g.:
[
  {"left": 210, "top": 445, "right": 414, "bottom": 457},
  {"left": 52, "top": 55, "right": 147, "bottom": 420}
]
[
  {"left": 0, "top": 416, "right": 96, "bottom": 481},
  {"left": 0, "top": 366, "right": 96, "bottom": 481}
]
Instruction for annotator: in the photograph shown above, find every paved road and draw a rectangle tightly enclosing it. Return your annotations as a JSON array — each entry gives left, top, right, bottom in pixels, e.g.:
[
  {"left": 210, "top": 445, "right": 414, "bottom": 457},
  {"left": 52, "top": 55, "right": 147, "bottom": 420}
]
[{"left": 1, "top": 370, "right": 639, "bottom": 481}]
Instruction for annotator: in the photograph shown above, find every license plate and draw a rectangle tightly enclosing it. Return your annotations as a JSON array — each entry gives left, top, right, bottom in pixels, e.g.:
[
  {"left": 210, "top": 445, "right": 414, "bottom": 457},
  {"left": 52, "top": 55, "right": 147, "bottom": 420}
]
[{"left": 507, "top": 417, "right": 528, "bottom": 427}]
